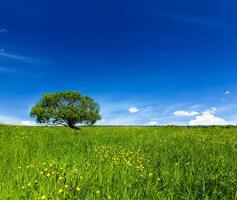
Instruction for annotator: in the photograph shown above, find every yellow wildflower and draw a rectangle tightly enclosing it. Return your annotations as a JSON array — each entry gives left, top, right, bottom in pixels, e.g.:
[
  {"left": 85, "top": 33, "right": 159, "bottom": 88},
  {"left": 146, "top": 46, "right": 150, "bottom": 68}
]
[
  {"left": 58, "top": 189, "right": 63, "bottom": 193},
  {"left": 41, "top": 195, "right": 46, "bottom": 199}
]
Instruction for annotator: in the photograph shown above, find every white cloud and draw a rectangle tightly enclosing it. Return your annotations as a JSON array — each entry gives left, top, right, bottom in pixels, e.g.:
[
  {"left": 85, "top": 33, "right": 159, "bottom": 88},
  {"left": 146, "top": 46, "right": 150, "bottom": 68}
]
[
  {"left": 0, "top": 115, "right": 19, "bottom": 124},
  {"left": 128, "top": 107, "right": 140, "bottom": 113},
  {"left": 20, "top": 121, "right": 36, "bottom": 126},
  {"left": 0, "top": 115, "right": 36, "bottom": 126},
  {"left": 174, "top": 110, "right": 199, "bottom": 117},
  {"left": 189, "top": 107, "right": 230, "bottom": 126},
  {"left": 225, "top": 91, "right": 230, "bottom": 95},
  {"left": 147, "top": 121, "right": 159, "bottom": 126}
]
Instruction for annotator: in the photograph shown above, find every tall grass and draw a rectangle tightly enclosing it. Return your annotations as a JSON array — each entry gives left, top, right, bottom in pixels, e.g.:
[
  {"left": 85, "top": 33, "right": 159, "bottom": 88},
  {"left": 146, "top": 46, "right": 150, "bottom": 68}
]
[{"left": 0, "top": 125, "right": 236, "bottom": 199}]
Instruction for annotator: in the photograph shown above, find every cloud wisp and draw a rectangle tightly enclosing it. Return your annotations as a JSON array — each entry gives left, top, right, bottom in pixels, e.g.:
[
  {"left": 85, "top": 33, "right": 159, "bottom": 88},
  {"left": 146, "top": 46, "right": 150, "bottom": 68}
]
[
  {"left": 0, "top": 66, "right": 18, "bottom": 74},
  {"left": 225, "top": 91, "right": 230, "bottom": 95},
  {"left": 128, "top": 107, "right": 140, "bottom": 113},
  {"left": 0, "top": 65, "right": 44, "bottom": 79},
  {"left": 0, "top": 27, "right": 7, "bottom": 34},
  {"left": 0, "top": 50, "right": 49, "bottom": 65},
  {"left": 152, "top": 11, "right": 229, "bottom": 28},
  {"left": 128, "top": 106, "right": 152, "bottom": 114},
  {"left": 174, "top": 110, "right": 199, "bottom": 117}
]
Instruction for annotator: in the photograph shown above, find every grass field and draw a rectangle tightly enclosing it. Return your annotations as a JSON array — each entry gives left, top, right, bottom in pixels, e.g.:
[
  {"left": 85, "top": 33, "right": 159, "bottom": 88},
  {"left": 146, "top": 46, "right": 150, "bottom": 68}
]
[{"left": 0, "top": 125, "right": 236, "bottom": 199}]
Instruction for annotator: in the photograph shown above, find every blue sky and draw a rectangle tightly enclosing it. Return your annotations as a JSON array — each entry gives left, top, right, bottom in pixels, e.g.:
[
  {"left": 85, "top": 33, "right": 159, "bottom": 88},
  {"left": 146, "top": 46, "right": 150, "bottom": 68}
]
[{"left": 0, "top": 0, "right": 237, "bottom": 125}]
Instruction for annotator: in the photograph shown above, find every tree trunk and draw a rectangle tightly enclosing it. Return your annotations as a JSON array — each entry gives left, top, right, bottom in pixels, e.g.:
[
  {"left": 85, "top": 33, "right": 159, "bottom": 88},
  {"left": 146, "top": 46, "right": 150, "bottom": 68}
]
[{"left": 67, "top": 121, "right": 77, "bottom": 129}]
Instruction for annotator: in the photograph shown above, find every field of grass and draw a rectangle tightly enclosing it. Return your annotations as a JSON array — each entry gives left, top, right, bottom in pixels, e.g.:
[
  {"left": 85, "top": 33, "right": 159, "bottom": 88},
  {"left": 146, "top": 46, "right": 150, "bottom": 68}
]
[{"left": 0, "top": 125, "right": 236, "bottom": 199}]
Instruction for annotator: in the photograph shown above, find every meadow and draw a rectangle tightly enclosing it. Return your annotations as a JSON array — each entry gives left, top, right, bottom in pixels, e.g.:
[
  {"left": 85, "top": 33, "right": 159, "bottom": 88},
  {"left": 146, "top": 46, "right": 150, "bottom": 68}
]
[{"left": 0, "top": 125, "right": 236, "bottom": 200}]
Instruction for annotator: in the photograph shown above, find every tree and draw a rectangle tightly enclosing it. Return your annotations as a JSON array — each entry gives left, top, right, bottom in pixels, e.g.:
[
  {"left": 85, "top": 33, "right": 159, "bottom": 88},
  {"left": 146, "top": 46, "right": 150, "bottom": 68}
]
[{"left": 30, "top": 91, "right": 101, "bottom": 128}]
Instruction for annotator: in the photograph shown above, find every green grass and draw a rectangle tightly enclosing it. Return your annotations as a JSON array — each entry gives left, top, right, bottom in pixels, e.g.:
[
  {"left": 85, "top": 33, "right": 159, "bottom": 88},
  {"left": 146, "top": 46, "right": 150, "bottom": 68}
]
[{"left": 0, "top": 125, "right": 236, "bottom": 199}]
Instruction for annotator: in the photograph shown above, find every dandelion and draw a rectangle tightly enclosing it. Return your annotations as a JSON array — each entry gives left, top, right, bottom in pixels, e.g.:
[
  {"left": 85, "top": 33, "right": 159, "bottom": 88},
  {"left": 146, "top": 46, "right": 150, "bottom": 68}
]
[
  {"left": 76, "top": 187, "right": 80, "bottom": 192},
  {"left": 58, "top": 189, "right": 63, "bottom": 193},
  {"left": 47, "top": 173, "right": 51, "bottom": 177},
  {"left": 41, "top": 195, "right": 46, "bottom": 199},
  {"left": 149, "top": 172, "right": 153, "bottom": 177},
  {"left": 96, "top": 190, "right": 100, "bottom": 195}
]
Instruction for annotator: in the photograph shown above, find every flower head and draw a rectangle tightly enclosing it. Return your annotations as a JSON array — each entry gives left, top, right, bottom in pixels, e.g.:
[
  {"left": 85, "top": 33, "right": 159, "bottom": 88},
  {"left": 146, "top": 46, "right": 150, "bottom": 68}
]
[
  {"left": 41, "top": 195, "right": 46, "bottom": 200},
  {"left": 58, "top": 189, "right": 63, "bottom": 193}
]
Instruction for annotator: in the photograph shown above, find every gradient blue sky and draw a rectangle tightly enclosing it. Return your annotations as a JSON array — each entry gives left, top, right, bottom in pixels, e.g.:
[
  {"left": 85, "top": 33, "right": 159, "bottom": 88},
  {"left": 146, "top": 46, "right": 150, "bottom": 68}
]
[{"left": 0, "top": 0, "right": 237, "bottom": 125}]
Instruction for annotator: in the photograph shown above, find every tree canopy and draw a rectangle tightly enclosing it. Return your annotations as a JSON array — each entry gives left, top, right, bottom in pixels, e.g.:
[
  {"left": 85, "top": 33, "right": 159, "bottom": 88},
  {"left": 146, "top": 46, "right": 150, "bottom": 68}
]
[{"left": 30, "top": 91, "right": 101, "bottom": 128}]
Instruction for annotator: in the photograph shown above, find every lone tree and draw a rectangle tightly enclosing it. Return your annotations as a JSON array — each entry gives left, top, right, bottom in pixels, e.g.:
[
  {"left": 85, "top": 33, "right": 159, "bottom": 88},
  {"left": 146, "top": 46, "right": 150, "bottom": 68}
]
[{"left": 30, "top": 91, "right": 101, "bottom": 128}]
